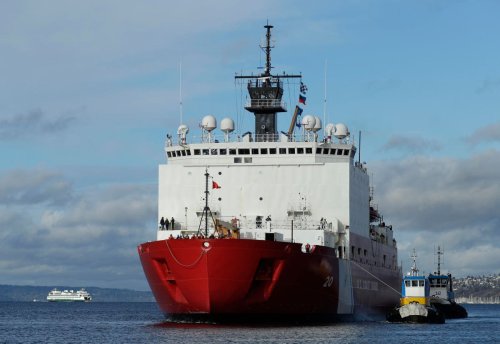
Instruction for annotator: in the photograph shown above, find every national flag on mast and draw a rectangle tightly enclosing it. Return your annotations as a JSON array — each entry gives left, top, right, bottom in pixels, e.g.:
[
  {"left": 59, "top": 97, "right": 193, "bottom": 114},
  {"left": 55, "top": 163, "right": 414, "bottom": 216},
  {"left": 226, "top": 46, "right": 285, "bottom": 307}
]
[
  {"left": 298, "top": 94, "right": 306, "bottom": 105},
  {"left": 212, "top": 181, "right": 221, "bottom": 189}
]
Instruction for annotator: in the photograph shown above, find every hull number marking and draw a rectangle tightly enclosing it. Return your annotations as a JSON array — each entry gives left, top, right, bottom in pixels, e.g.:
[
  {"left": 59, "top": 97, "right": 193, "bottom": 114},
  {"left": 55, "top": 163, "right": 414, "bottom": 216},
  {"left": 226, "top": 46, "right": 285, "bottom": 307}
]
[{"left": 323, "top": 276, "right": 334, "bottom": 287}]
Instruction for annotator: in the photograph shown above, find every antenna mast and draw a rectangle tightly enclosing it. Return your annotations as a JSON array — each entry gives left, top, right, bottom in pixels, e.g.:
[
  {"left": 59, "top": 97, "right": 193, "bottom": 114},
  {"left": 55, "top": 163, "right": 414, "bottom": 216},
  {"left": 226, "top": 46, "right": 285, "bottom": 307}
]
[
  {"left": 410, "top": 249, "right": 419, "bottom": 276},
  {"left": 436, "top": 245, "right": 444, "bottom": 275},
  {"left": 179, "top": 61, "right": 183, "bottom": 125},
  {"left": 323, "top": 59, "right": 327, "bottom": 137},
  {"left": 235, "top": 23, "right": 301, "bottom": 142},
  {"left": 263, "top": 23, "right": 273, "bottom": 76}
]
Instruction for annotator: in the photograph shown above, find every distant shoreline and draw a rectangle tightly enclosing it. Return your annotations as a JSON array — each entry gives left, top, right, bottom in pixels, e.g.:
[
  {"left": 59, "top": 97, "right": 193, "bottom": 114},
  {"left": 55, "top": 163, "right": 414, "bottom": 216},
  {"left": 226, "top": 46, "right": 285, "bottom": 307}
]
[{"left": 0, "top": 285, "right": 154, "bottom": 302}]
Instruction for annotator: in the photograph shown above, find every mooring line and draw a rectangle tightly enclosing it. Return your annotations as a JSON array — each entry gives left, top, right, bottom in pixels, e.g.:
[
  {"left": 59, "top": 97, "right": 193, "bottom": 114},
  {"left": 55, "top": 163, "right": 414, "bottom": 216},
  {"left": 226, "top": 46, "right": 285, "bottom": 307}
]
[
  {"left": 351, "top": 260, "right": 402, "bottom": 297},
  {"left": 165, "top": 240, "right": 206, "bottom": 268}
]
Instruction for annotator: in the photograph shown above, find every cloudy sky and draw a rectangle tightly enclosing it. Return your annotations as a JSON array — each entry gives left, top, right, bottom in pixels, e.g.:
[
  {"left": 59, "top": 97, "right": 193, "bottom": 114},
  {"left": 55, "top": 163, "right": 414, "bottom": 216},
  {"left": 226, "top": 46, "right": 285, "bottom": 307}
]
[{"left": 1, "top": 1, "right": 498, "bottom": 291}]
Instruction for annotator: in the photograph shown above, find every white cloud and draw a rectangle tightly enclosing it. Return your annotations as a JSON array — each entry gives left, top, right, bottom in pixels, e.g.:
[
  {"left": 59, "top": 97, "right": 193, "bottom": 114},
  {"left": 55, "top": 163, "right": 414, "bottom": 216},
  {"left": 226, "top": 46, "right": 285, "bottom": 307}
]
[
  {"left": 0, "top": 169, "right": 73, "bottom": 205},
  {"left": 466, "top": 121, "right": 500, "bottom": 145},
  {"left": 371, "top": 149, "right": 500, "bottom": 275},
  {"left": 382, "top": 135, "right": 442, "bottom": 154},
  {"left": 0, "top": 168, "right": 156, "bottom": 290}
]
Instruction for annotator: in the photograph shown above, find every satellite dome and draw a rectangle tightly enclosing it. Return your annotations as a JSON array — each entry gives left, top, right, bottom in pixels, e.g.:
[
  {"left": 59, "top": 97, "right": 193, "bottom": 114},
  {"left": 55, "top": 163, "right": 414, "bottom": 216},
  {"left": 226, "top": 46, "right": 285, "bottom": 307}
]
[
  {"left": 201, "top": 115, "right": 217, "bottom": 131},
  {"left": 220, "top": 117, "right": 235, "bottom": 133},
  {"left": 325, "top": 123, "right": 335, "bottom": 136},
  {"left": 334, "top": 123, "right": 349, "bottom": 139},
  {"left": 312, "top": 116, "right": 322, "bottom": 132},
  {"left": 177, "top": 124, "right": 189, "bottom": 135},
  {"left": 301, "top": 115, "right": 316, "bottom": 131}
]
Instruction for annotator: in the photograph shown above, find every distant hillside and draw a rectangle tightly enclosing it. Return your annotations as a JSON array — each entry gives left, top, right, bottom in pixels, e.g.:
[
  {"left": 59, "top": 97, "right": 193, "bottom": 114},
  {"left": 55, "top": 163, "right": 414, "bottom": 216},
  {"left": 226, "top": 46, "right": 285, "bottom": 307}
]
[
  {"left": 453, "top": 274, "right": 500, "bottom": 304},
  {"left": 0, "top": 285, "right": 154, "bottom": 302}
]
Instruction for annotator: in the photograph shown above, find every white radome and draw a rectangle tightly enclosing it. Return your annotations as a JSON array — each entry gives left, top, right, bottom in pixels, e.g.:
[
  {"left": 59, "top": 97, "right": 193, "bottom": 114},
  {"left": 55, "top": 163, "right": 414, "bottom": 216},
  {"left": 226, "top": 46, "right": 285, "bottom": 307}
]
[
  {"left": 325, "top": 123, "right": 335, "bottom": 136},
  {"left": 313, "top": 116, "right": 322, "bottom": 132},
  {"left": 334, "top": 123, "right": 349, "bottom": 139},
  {"left": 202, "top": 115, "right": 217, "bottom": 131},
  {"left": 177, "top": 124, "right": 189, "bottom": 135},
  {"left": 302, "top": 115, "right": 316, "bottom": 131},
  {"left": 220, "top": 118, "right": 235, "bottom": 133}
]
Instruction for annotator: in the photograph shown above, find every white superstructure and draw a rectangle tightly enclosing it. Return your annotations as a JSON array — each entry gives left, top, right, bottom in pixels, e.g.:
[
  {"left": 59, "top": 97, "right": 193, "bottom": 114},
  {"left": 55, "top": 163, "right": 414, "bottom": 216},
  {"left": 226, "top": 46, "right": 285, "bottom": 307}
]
[
  {"left": 46, "top": 288, "right": 92, "bottom": 302},
  {"left": 158, "top": 125, "right": 388, "bottom": 253}
]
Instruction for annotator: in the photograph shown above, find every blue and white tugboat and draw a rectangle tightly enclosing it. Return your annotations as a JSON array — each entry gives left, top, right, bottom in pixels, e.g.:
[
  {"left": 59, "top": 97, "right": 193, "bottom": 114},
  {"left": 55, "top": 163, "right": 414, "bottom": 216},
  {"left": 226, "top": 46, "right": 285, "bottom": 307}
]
[
  {"left": 387, "top": 250, "right": 445, "bottom": 324},
  {"left": 428, "top": 246, "right": 468, "bottom": 318}
]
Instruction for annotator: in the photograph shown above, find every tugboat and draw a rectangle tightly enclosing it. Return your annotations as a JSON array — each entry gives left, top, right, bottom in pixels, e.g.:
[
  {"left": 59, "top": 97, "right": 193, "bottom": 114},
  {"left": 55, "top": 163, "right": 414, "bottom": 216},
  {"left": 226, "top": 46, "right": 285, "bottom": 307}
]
[
  {"left": 138, "top": 23, "right": 401, "bottom": 323},
  {"left": 428, "top": 246, "right": 468, "bottom": 318},
  {"left": 387, "top": 250, "right": 445, "bottom": 323}
]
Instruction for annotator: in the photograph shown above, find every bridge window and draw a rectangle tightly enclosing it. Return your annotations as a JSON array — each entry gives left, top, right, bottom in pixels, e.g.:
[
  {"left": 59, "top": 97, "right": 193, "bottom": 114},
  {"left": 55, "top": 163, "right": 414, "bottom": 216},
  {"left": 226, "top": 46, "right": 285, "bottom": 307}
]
[
  {"left": 279, "top": 148, "right": 286, "bottom": 154},
  {"left": 252, "top": 148, "right": 259, "bottom": 154},
  {"left": 181, "top": 150, "right": 186, "bottom": 156},
  {"left": 220, "top": 148, "right": 227, "bottom": 155},
  {"left": 297, "top": 147, "right": 304, "bottom": 154},
  {"left": 187, "top": 150, "right": 191, "bottom": 156},
  {"left": 343, "top": 149, "right": 349, "bottom": 156},
  {"left": 316, "top": 148, "right": 322, "bottom": 154},
  {"left": 167, "top": 152, "right": 172, "bottom": 158},
  {"left": 306, "top": 148, "right": 312, "bottom": 154},
  {"left": 260, "top": 148, "right": 268, "bottom": 154},
  {"left": 194, "top": 149, "right": 201, "bottom": 155},
  {"left": 330, "top": 149, "right": 336, "bottom": 155},
  {"left": 270, "top": 148, "right": 277, "bottom": 154},
  {"left": 238, "top": 148, "right": 250, "bottom": 155},
  {"left": 229, "top": 149, "right": 237, "bottom": 155},
  {"left": 288, "top": 148, "right": 295, "bottom": 154},
  {"left": 323, "top": 148, "right": 330, "bottom": 154},
  {"left": 202, "top": 149, "right": 209, "bottom": 155},
  {"left": 211, "top": 149, "right": 217, "bottom": 155}
]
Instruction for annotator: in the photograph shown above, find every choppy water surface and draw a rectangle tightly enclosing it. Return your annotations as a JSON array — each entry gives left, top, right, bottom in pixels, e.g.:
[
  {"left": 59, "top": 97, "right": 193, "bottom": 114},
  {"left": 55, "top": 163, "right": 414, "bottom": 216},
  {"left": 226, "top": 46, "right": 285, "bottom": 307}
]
[{"left": 0, "top": 302, "right": 498, "bottom": 343}]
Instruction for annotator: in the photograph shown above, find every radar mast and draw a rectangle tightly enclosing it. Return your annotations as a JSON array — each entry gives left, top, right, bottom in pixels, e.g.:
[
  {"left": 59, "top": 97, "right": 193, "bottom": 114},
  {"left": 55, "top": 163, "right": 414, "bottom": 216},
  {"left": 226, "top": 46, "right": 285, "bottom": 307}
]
[{"left": 235, "top": 23, "right": 301, "bottom": 141}]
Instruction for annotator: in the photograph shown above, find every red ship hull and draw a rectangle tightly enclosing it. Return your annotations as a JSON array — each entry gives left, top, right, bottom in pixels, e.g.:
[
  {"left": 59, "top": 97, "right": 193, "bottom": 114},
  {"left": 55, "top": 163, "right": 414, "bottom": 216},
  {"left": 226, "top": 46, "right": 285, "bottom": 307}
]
[{"left": 138, "top": 238, "right": 400, "bottom": 322}]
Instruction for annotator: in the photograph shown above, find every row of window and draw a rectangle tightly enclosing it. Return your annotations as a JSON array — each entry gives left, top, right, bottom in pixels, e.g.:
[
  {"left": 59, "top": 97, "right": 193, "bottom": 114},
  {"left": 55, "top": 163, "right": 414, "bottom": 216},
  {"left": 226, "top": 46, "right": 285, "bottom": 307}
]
[
  {"left": 167, "top": 147, "right": 352, "bottom": 159},
  {"left": 405, "top": 280, "right": 426, "bottom": 287}
]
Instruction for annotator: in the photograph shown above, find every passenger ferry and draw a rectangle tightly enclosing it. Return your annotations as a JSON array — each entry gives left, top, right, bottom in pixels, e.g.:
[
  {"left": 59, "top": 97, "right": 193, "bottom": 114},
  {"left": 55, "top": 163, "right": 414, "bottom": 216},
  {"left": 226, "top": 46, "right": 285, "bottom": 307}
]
[{"left": 46, "top": 288, "right": 92, "bottom": 302}]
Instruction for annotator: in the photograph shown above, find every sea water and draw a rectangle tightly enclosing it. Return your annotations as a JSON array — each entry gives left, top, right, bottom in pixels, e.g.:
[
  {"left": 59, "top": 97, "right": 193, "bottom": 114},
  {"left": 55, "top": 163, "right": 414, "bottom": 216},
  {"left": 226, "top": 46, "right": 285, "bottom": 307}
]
[{"left": 0, "top": 302, "right": 498, "bottom": 343}]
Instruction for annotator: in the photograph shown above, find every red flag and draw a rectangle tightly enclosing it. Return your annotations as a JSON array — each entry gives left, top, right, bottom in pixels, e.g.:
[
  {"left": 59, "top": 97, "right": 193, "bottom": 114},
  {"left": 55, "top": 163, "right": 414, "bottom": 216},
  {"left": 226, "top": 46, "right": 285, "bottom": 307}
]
[
  {"left": 212, "top": 181, "right": 221, "bottom": 189},
  {"left": 298, "top": 94, "right": 306, "bottom": 105}
]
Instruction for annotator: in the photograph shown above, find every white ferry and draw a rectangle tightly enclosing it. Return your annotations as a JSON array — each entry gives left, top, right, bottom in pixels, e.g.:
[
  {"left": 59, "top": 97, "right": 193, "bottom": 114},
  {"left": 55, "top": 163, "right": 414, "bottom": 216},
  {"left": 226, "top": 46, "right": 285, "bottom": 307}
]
[{"left": 46, "top": 288, "right": 92, "bottom": 302}]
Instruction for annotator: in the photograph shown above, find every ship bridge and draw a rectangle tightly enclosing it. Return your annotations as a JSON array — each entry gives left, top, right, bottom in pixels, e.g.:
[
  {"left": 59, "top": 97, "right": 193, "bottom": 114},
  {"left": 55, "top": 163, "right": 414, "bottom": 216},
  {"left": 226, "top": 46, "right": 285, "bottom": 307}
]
[{"left": 165, "top": 136, "right": 359, "bottom": 168}]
